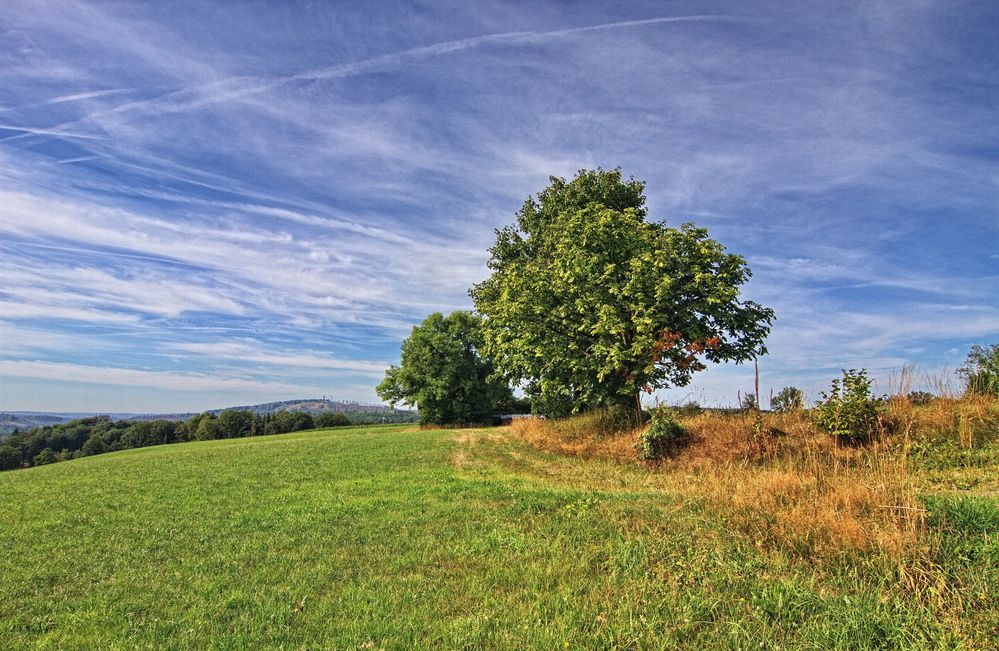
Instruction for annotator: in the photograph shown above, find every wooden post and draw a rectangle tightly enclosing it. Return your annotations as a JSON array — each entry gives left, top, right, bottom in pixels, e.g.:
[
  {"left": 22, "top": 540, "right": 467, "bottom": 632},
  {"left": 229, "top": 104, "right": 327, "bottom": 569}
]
[{"left": 754, "top": 357, "right": 760, "bottom": 411}]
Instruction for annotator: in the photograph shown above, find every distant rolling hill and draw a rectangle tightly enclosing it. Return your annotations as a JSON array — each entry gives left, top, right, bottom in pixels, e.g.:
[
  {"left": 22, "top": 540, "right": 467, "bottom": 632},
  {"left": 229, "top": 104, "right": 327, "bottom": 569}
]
[
  {"left": 206, "top": 398, "right": 418, "bottom": 425},
  {"left": 0, "top": 412, "right": 77, "bottom": 436},
  {"left": 210, "top": 398, "right": 398, "bottom": 415}
]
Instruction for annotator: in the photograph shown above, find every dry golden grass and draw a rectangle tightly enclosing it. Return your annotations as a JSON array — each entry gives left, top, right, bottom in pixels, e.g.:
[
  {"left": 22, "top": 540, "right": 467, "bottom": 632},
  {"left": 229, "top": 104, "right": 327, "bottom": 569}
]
[
  {"left": 511, "top": 413, "right": 639, "bottom": 462},
  {"left": 508, "top": 398, "right": 999, "bottom": 561},
  {"left": 904, "top": 396, "right": 997, "bottom": 447}
]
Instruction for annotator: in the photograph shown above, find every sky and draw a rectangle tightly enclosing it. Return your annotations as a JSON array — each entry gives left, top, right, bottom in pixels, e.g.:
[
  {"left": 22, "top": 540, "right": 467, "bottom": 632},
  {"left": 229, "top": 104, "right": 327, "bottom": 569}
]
[{"left": 1, "top": 0, "right": 997, "bottom": 413}]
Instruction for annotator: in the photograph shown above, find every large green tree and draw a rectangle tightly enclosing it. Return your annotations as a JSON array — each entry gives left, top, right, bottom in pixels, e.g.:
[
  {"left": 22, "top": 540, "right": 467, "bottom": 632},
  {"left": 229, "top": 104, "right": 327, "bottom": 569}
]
[
  {"left": 377, "top": 311, "right": 513, "bottom": 425},
  {"left": 471, "top": 168, "right": 775, "bottom": 419}
]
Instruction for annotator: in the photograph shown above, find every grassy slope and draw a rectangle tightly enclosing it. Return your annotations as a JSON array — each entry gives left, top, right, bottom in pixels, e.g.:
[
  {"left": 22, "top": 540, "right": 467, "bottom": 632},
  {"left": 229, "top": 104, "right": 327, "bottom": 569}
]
[{"left": 0, "top": 424, "right": 995, "bottom": 649}]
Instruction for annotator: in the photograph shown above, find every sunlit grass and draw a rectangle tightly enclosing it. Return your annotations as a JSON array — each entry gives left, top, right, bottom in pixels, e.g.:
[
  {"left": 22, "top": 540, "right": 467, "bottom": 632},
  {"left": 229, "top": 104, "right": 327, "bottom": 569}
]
[{"left": 1, "top": 418, "right": 996, "bottom": 648}]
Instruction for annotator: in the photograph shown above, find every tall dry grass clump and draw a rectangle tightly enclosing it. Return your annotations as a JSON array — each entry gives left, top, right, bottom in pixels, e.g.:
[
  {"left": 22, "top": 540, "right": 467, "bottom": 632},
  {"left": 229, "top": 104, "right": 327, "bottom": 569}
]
[
  {"left": 886, "top": 364, "right": 999, "bottom": 447},
  {"left": 511, "top": 408, "right": 640, "bottom": 462}
]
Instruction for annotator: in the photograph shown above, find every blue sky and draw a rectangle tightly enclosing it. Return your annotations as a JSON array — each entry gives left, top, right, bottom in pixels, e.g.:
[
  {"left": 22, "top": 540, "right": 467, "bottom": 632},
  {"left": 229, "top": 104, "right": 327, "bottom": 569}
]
[{"left": 1, "top": 1, "right": 997, "bottom": 412}]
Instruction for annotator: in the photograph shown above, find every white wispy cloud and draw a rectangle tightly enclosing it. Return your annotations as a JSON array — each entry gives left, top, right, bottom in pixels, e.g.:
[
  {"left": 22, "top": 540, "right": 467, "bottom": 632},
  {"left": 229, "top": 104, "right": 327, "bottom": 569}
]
[
  {"left": 0, "top": 125, "right": 106, "bottom": 140},
  {"left": 0, "top": 359, "right": 319, "bottom": 394},
  {"left": 0, "top": 301, "right": 140, "bottom": 324},
  {"left": 171, "top": 341, "right": 389, "bottom": 375},
  {"left": 2, "top": 263, "right": 246, "bottom": 318},
  {"left": 0, "top": 321, "right": 99, "bottom": 354}
]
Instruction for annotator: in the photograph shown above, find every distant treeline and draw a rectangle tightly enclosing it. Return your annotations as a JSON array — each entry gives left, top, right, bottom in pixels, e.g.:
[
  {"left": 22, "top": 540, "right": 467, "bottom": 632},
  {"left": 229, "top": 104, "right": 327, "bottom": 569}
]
[
  {"left": 333, "top": 410, "right": 419, "bottom": 425},
  {"left": 0, "top": 409, "right": 363, "bottom": 472},
  {"left": 215, "top": 399, "right": 403, "bottom": 415}
]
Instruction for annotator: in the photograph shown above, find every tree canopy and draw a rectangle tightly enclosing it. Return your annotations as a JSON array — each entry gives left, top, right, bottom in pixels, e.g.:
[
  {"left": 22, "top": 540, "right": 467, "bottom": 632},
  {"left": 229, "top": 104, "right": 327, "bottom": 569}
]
[
  {"left": 376, "top": 311, "right": 513, "bottom": 425},
  {"left": 470, "top": 168, "right": 774, "bottom": 418}
]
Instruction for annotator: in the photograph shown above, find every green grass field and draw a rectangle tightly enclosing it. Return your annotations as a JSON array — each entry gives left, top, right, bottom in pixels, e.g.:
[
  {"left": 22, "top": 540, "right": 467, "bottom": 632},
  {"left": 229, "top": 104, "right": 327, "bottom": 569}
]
[{"left": 1, "top": 424, "right": 996, "bottom": 649}]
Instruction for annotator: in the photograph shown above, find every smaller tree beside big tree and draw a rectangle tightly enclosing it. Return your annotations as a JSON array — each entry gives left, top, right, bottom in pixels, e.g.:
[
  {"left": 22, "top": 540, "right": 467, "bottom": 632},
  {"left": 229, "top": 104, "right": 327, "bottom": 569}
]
[{"left": 377, "top": 311, "right": 513, "bottom": 426}]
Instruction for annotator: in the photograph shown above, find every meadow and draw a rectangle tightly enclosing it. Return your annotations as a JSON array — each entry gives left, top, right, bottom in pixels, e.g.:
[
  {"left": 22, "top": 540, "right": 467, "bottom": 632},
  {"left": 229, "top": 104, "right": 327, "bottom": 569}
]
[{"left": 1, "top": 407, "right": 996, "bottom": 649}]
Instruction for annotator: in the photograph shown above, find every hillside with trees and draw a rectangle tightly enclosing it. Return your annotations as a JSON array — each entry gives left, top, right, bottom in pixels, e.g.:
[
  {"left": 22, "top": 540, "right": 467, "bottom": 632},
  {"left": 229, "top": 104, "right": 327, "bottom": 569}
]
[{"left": 0, "top": 408, "right": 369, "bottom": 472}]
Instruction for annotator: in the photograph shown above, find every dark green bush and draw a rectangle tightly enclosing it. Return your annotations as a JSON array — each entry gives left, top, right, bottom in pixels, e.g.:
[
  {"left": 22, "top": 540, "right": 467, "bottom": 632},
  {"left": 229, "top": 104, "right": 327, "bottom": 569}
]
[
  {"left": 907, "top": 391, "right": 935, "bottom": 406},
  {"left": 814, "top": 369, "right": 885, "bottom": 444},
  {"left": 32, "top": 448, "right": 57, "bottom": 466},
  {"left": 81, "top": 434, "right": 109, "bottom": 457},
  {"left": 637, "top": 407, "right": 688, "bottom": 461},
  {"left": 0, "top": 444, "right": 21, "bottom": 471},
  {"left": 315, "top": 412, "right": 350, "bottom": 428}
]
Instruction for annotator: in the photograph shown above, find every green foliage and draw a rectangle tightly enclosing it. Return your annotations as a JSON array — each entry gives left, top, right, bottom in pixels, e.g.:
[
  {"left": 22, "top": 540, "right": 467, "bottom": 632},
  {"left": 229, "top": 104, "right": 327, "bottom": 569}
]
[
  {"left": 0, "top": 408, "right": 327, "bottom": 473},
  {"left": 740, "top": 392, "right": 758, "bottom": 411},
  {"left": 260, "top": 410, "right": 311, "bottom": 435},
  {"left": 814, "top": 369, "right": 885, "bottom": 444},
  {"left": 377, "top": 311, "right": 513, "bottom": 425},
  {"left": 121, "top": 420, "right": 180, "bottom": 448},
  {"left": 352, "top": 410, "right": 418, "bottom": 425},
  {"left": 3, "top": 416, "right": 126, "bottom": 467},
  {"left": 217, "top": 410, "right": 255, "bottom": 439},
  {"left": 195, "top": 414, "right": 221, "bottom": 441},
  {"left": 291, "top": 411, "right": 315, "bottom": 431},
  {"left": 637, "top": 407, "right": 688, "bottom": 460},
  {"left": 907, "top": 391, "right": 934, "bottom": 406},
  {"left": 471, "top": 168, "right": 774, "bottom": 418},
  {"left": 771, "top": 386, "right": 805, "bottom": 413},
  {"left": 315, "top": 412, "right": 351, "bottom": 428},
  {"left": 32, "top": 448, "right": 57, "bottom": 466},
  {"left": 496, "top": 395, "right": 533, "bottom": 415},
  {"left": 0, "top": 444, "right": 21, "bottom": 470},
  {"left": 174, "top": 414, "right": 200, "bottom": 442},
  {"left": 314, "top": 409, "right": 417, "bottom": 425},
  {"left": 924, "top": 495, "right": 999, "bottom": 566},
  {"left": 958, "top": 344, "right": 999, "bottom": 397},
  {"left": 926, "top": 495, "right": 999, "bottom": 536},
  {"left": 80, "top": 434, "right": 108, "bottom": 457}
]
